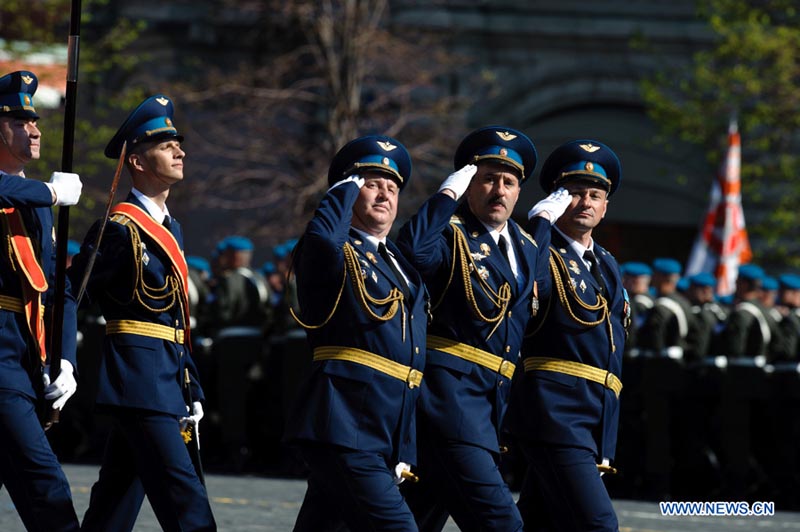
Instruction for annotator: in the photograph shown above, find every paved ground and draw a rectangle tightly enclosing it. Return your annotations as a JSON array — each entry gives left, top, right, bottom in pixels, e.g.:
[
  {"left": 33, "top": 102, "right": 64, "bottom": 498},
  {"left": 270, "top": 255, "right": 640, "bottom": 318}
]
[{"left": 1, "top": 464, "right": 797, "bottom": 531}]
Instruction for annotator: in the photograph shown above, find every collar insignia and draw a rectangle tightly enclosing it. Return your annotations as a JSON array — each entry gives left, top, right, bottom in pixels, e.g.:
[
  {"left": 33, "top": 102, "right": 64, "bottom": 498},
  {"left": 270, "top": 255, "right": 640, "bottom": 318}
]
[
  {"left": 496, "top": 131, "right": 517, "bottom": 141},
  {"left": 21, "top": 75, "right": 33, "bottom": 84},
  {"left": 579, "top": 143, "right": 601, "bottom": 153},
  {"left": 156, "top": 97, "right": 169, "bottom": 106},
  {"left": 354, "top": 239, "right": 362, "bottom": 246},
  {"left": 377, "top": 141, "right": 397, "bottom": 151}
]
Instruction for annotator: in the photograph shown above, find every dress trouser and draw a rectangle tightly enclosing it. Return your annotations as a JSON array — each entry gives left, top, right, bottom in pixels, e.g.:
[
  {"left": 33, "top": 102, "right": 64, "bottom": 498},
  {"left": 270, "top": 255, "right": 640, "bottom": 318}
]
[
  {"left": 404, "top": 419, "right": 523, "bottom": 532},
  {"left": 293, "top": 442, "right": 418, "bottom": 532},
  {"left": 0, "top": 389, "right": 80, "bottom": 532},
  {"left": 517, "top": 442, "right": 618, "bottom": 532},
  {"left": 81, "top": 409, "right": 216, "bottom": 532}
]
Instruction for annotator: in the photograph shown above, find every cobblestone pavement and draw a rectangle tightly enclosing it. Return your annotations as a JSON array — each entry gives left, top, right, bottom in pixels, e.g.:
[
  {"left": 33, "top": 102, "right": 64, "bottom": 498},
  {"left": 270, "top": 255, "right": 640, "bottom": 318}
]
[{"left": 0, "top": 464, "right": 797, "bottom": 531}]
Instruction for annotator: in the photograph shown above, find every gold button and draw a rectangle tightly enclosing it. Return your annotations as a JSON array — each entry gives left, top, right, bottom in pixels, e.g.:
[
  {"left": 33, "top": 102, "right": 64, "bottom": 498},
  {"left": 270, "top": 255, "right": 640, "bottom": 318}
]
[
  {"left": 505, "top": 346, "right": 511, "bottom": 353},
  {"left": 507, "top": 311, "right": 512, "bottom": 317},
  {"left": 415, "top": 347, "right": 419, "bottom": 354}
]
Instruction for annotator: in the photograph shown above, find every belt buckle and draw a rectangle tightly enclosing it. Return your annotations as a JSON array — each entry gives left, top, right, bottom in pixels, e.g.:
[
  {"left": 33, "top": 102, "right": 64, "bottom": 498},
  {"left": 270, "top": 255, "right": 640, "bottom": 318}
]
[
  {"left": 407, "top": 369, "right": 421, "bottom": 389},
  {"left": 499, "top": 360, "right": 512, "bottom": 377},
  {"left": 175, "top": 328, "right": 184, "bottom": 344}
]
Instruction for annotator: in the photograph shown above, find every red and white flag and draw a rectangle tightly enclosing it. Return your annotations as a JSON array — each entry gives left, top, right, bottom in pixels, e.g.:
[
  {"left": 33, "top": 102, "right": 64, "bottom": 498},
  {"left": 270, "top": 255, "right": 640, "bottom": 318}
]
[{"left": 685, "top": 120, "right": 752, "bottom": 296}]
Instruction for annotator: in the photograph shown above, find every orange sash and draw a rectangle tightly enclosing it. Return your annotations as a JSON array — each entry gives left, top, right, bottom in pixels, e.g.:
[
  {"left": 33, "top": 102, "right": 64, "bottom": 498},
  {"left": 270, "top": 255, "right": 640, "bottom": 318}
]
[
  {"left": 1, "top": 208, "right": 48, "bottom": 363},
  {"left": 110, "top": 203, "right": 191, "bottom": 347}
]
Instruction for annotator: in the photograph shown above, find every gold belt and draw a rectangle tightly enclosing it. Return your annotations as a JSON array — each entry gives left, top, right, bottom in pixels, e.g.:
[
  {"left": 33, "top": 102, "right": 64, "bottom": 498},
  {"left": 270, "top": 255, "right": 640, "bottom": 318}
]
[
  {"left": 523, "top": 356, "right": 622, "bottom": 398},
  {"left": 0, "top": 295, "right": 24, "bottom": 314},
  {"left": 427, "top": 335, "right": 515, "bottom": 379},
  {"left": 313, "top": 346, "right": 423, "bottom": 389},
  {"left": 106, "top": 319, "right": 185, "bottom": 344}
]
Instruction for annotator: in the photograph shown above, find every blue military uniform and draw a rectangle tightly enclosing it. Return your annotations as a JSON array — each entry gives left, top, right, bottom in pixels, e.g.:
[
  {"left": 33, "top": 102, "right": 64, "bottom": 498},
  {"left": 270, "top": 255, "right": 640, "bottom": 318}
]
[
  {"left": 507, "top": 139, "right": 627, "bottom": 531},
  {"left": 0, "top": 70, "right": 80, "bottom": 531},
  {"left": 68, "top": 96, "right": 215, "bottom": 531},
  {"left": 284, "top": 135, "right": 428, "bottom": 531},
  {"left": 396, "top": 126, "right": 547, "bottom": 531}
]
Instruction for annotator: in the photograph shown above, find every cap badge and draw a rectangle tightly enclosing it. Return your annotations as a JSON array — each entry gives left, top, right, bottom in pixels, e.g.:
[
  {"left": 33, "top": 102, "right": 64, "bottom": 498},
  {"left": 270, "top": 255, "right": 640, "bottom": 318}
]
[
  {"left": 165, "top": 118, "right": 173, "bottom": 127},
  {"left": 382, "top": 157, "right": 390, "bottom": 165},
  {"left": 155, "top": 97, "right": 169, "bottom": 106},
  {"left": 496, "top": 131, "right": 517, "bottom": 141},
  {"left": 377, "top": 141, "right": 397, "bottom": 152},
  {"left": 585, "top": 162, "right": 594, "bottom": 171},
  {"left": 23, "top": 95, "right": 31, "bottom": 105},
  {"left": 21, "top": 75, "right": 33, "bottom": 84},
  {"left": 579, "top": 143, "right": 600, "bottom": 153},
  {"left": 499, "top": 148, "right": 508, "bottom": 156}
]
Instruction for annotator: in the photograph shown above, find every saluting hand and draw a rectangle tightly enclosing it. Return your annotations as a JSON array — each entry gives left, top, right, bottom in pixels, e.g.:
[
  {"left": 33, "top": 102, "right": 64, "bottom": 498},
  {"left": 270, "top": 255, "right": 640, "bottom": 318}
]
[
  {"left": 328, "top": 174, "right": 365, "bottom": 192},
  {"left": 438, "top": 164, "right": 477, "bottom": 201},
  {"left": 528, "top": 187, "right": 572, "bottom": 223}
]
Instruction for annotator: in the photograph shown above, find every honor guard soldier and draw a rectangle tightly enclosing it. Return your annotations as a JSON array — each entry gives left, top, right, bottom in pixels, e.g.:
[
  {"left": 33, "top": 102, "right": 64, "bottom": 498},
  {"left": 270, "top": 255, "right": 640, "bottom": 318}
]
[
  {"left": 0, "top": 70, "right": 83, "bottom": 531},
  {"left": 506, "top": 139, "right": 627, "bottom": 531},
  {"left": 775, "top": 273, "right": 800, "bottom": 362},
  {"left": 284, "top": 135, "right": 428, "bottom": 531},
  {"left": 685, "top": 272, "right": 727, "bottom": 359},
  {"left": 68, "top": 95, "right": 216, "bottom": 531},
  {"left": 620, "top": 261, "right": 653, "bottom": 357},
  {"left": 396, "top": 126, "right": 570, "bottom": 531},
  {"left": 639, "top": 258, "right": 694, "bottom": 360}
]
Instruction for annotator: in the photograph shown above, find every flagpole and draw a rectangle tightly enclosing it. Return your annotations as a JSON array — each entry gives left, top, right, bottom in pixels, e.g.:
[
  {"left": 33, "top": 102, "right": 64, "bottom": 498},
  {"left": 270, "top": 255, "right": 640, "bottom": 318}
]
[{"left": 46, "top": 0, "right": 82, "bottom": 429}]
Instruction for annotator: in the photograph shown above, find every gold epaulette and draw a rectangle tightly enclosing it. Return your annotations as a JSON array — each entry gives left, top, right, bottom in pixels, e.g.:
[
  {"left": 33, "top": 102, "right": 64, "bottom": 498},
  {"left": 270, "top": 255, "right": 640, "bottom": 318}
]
[
  {"left": 449, "top": 214, "right": 464, "bottom": 225},
  {"left": 110, "top": 213, "right": 132, "bottom": 226}
]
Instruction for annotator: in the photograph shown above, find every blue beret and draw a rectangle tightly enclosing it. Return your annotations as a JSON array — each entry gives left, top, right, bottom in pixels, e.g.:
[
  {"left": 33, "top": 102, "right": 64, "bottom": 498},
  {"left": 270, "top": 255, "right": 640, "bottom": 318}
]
[
  {"left": 677, "top": 277, "right": 690, "bottom": 292},
  {"left": 0, "top": 70, "right": 39, "bottom": 119},
  {"left": 737, "top": 264, "right": 764, "bottom": 281},
  {"left": 621, "top": 262, "right": 652, "bottom": 277},
  {"left": 223, "top": 236, "right": 254, "bottom": 252},
  {"left": 652, "top": 258, "right": 682, "bottom": 275},
  {"left": 778, "top": 273, "right": 800, "bottom": 290},
  {"left": 67, "top": 239, "right": 81, "bottom": 257},
  {"left": 454, "top": 126, "right": 538, "bottom": 183},
  {"left": 186, "top": 255, "right": 211, "bottom": 274},
  {"left": 262, "top": 261, "right": 276, "bottom": 275},
  {"left": 328, "top": 135, "right": 411, "bottom": 190},
  {"left": 539, "top": 139, "right": 621, "bottom": 196},
  {"left": 762, "top": 276, "right": 778, "bottom": 291},
  {"left": 105, "top": 95, "right": 183, "bottom": 159},
  {"left": 688, "top": 272, "right": 716, "bottom": 287},
  {"left": 717, "top": 293, "right": 734, "bottom": 305},
  {"left": 273, "top": 243, "right": 291, "bottom": 260}
]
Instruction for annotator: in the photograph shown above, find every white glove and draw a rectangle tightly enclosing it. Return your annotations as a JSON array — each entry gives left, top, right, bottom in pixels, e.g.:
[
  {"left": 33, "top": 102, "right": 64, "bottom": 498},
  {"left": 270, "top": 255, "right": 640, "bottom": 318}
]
[
  {"left": 47, "top": 172, "right": 83, "bottom": 206},
  {"left": 180, "top": 401, "right": 204, "bottom": 432},
  {"left": 394, "top": 462, "right": 411, "bottom": 485},
  {"left": 43, "top": 360, "right": 77, "bottom": 410},
  {"left": 528, "top": 187, "right": 572, "bottom": 223},
  {"left": 438, "top": 164, "right": 477, "bottom": 201},
  {"left": 328, "top": 174, "right": 365, "bottom": 192}
]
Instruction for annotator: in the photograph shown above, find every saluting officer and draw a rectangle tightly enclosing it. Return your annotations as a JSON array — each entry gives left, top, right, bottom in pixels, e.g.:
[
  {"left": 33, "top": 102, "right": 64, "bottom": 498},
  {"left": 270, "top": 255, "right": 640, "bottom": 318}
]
[
  {"left": 0, "top": 70, "right": 83, "bottom": 531},
  {"left": 284, "top": 136, "right": 428, "bottom": 531},
  {"left": 396, "top": 126, "right": 570, "bottom": 531},
  {"left": 506, "top": 139, "right": 628, "bottom": 531},
  {"left": 68, "top": 95, "right": 215, "bottom": 531}
]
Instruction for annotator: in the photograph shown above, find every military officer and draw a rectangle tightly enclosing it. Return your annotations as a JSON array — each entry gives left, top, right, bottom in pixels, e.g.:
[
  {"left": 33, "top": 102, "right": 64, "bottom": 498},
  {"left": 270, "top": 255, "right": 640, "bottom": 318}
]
[
  {"left": 396, "top": 126, "right": 570, "bottom": 531},
  {"left": 68, "top": 95, "right": 215, "bottom": 531},
  {"left": 284, "top": 135, "right": 428, "bottom": 531},
  {"left": 506, "top": 139, "right": 627, "bottom": 531},
  {"left": 0, "top": 69, "right": 83, "bottom": 531}
]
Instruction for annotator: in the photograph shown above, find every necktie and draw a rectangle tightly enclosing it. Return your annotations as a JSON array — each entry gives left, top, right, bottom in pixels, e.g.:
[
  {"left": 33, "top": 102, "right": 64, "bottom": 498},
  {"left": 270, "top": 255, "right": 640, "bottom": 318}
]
[
  {"left": 583, "top": 249, "right": 606, "bottom": 294},
  {"left": 498, "top": 235, "right": 512, "bottom": 266},
  {"left": 378, "top": 243, "right": 411, "bottom": 303},
  {"left": 163, "top": 215, "right": 172, "bottom": 230}
]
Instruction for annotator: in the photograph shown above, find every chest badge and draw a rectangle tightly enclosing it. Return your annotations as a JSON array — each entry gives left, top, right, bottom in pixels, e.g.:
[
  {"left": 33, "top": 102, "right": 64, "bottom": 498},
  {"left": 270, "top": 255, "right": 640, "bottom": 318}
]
[
  {"left": 568, "top": 260, "right": 581, "bottom": 275},
  {"left": 365, "top": 251, "right": 378, "bottom": 264},
  {"left": 479, "top": 243, "right": 491, "bottom": 256},
  {"left": 579, "top": 279, "right": 587, "bottom": 293},
  {"left": 477, "top": 265, "right": 490, "bottom": 281}
]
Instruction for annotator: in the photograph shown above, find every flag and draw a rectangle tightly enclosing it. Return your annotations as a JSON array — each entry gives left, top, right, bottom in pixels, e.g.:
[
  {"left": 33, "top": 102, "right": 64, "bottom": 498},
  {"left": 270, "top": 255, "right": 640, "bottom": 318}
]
[{"left": 685, "top": 119, "right": 752, "bottom": 296}]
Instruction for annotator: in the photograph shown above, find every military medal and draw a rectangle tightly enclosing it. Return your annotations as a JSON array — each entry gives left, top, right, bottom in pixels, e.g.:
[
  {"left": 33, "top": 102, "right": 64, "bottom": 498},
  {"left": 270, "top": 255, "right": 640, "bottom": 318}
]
[
  {"left": 142, "top": 252, "right": 150, "bottom": 266},
  {"left": 568, "top": 260, "right": 581, "bottom": 275},
  {"left": 579, "top": 279, "right": 587, "bottom": 293},
  {"left": 477, "top": 265, "right": 489, "bottom": 280},
  {"left": 480, "top": 243, "right": 491, "bottom": 256},
  {"left": 365, "top": 251, "right": 377, "bottom": 264}
]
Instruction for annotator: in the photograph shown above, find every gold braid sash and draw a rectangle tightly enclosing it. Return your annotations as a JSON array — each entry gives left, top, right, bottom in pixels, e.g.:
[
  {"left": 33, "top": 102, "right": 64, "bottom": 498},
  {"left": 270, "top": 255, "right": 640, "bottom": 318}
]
[
  {"left": 435, "top": 223, "right": 511, "bottom": 340},
  {"left": 290, "top": 242, "right": 406, "bottom": 340},
  {"left": 549, "top": 250, "right": 615, "bottom": 353}
]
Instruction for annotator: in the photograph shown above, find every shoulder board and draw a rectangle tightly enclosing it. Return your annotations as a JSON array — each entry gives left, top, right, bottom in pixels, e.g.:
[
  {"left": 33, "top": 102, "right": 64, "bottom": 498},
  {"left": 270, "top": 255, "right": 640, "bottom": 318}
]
[
  {"left": 518, "top": 227, "right": 538, "bottom": 248},
  {"left": 449, "top": 214, "right": 465, "bottom": 225},
  {"left": 110, "top": 213, "right": 132, "bottom": 226}
]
